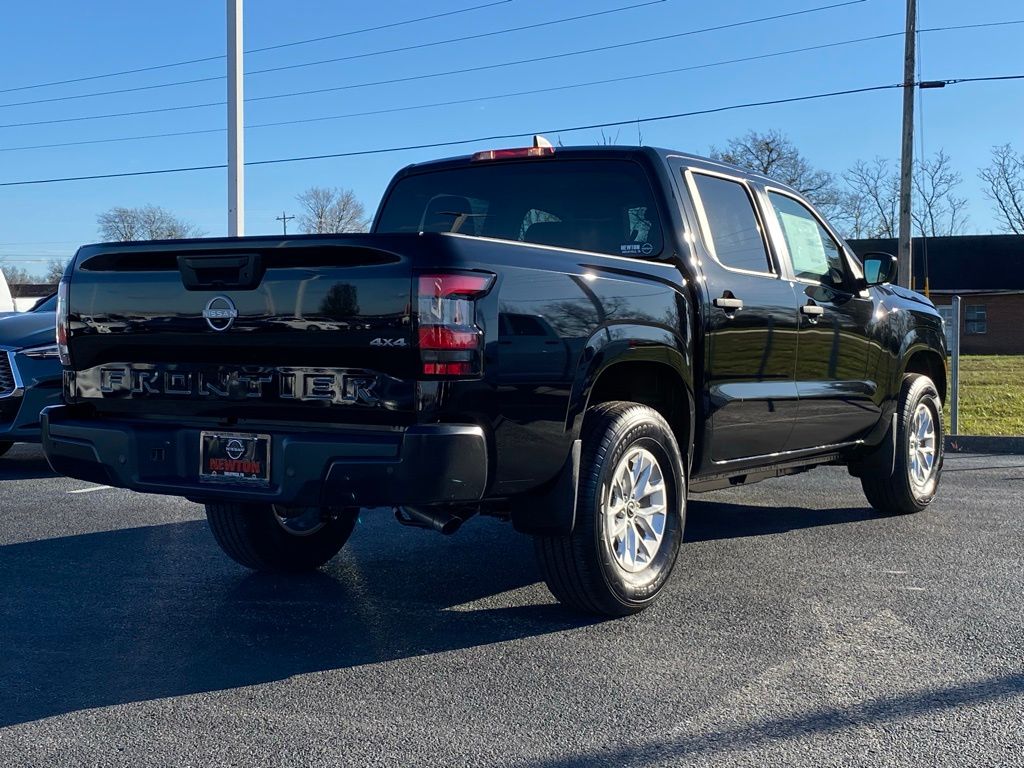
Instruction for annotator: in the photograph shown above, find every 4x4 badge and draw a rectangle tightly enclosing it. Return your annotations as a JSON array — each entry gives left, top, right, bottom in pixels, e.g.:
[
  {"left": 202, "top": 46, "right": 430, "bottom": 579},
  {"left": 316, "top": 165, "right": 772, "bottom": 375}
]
[
  {"left": 202, "top": 296, "right": 238, "bottom": 332},
  {"left": 370, "top": 337, "right": 408, "bottom": 347}
]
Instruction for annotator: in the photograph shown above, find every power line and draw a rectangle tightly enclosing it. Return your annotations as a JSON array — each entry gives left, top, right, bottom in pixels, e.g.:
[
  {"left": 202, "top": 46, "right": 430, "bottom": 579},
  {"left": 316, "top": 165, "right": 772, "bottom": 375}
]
[
  {"left": 0, "top": 0, "right": 666, "bottom": 110},
  {"left": 0, "top": 0, "right": 515, "bottom": 96},
  {"left": 944, "top": 73, "right": 1024, "bottom": 84},
  {"left": 8, "top": 7, "right": 1021, "bottom": 115},
  {"left": 0, "top": 81, "right": 953, "bottom": 188},
  {"left": 244, "top": 0, "right": 672, "bottom": 77},
  {"left": 915, "top": 2, "right": 931, "bottom": 294},
  {"left": 0, "top": 0, "right": 875, "bottom": 130},
  {"left": 0, "top": 1, "right": 867, "bottom": 115},
  {"left": 2, "top": 18, "right": 1019, "bottom": 149},
  {"left": 4, "top": 74, "right": 1020, "bottom": 189},
  {"left": 0, "top": 32, "right": 909, "bottom": 153}
]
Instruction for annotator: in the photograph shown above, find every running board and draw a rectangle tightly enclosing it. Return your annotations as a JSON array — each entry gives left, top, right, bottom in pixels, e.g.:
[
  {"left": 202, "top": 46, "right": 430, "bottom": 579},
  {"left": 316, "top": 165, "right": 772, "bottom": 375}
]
[{"left": 689, "top": 450, "right": 849, "bottom": 493}]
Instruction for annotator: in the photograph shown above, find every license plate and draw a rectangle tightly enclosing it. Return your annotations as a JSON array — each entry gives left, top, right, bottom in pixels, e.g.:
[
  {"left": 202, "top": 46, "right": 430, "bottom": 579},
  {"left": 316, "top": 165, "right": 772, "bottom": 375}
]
[{"left": 200, "top": 431, "right": 271, "bottom": 485}]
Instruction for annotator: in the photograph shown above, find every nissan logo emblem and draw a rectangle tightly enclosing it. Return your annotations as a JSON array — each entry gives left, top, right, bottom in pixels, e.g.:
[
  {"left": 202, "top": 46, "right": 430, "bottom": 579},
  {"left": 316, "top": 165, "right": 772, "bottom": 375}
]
[
  {"left": 225, "top": 439, "right": 246, "bottom": 460},
  {"left": 202, "top": 296, "right": 238, "bottom": 332}
]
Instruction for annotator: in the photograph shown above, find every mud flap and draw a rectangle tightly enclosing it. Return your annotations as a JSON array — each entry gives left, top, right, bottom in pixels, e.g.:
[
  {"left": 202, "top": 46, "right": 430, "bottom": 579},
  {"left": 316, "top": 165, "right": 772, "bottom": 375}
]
[
  {"left": 848, "top": 412, "right": 897, "bottom": 479},
  {"left": 510, "top": 439, "right": 581, "bottom": 535}
]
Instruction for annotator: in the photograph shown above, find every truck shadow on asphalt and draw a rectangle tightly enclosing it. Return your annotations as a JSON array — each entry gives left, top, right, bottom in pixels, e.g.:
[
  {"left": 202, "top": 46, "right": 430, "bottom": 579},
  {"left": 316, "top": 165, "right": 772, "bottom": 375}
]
[
  {"left": 0, "top": 498, "right": 875, "bottom": 727},
  {"left": 684, "top": 499, "right": 876, "bottom": 542},
  {"left": 0, "top": 447, "right": 58, "bottom": 481}
]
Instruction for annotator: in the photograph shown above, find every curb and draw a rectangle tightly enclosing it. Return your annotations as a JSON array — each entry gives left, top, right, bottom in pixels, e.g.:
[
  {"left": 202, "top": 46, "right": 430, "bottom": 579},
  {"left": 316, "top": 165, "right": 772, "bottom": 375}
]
[{"left": 944, "top": 435, "right": 1024, "bottom": 455}]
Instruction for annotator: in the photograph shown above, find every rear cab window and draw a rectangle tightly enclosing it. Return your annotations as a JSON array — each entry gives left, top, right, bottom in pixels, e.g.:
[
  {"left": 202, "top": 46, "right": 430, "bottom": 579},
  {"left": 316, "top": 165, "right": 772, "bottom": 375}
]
[{"left": 375, "top": 159, "right": 664, "bottom": 258}]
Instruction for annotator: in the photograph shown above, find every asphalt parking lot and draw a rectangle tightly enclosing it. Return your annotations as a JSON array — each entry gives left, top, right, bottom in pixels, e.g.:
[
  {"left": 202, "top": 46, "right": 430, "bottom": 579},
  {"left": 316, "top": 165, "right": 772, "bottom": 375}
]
[{"left": 0, "top": 445, "right": 1021, "bottom": 767}]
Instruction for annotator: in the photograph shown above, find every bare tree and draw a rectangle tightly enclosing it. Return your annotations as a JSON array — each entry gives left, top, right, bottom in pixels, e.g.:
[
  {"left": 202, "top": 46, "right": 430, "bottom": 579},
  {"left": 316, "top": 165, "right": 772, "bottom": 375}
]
[
  {"left": 97, "top": 205, "right": 204, "bottom": 241},
  {"left": 840, "top": 158, "right": 900, "bottom": 238},
  {"left": 979, "top": 144, "right": 1024, "bottom": 234},
  {"left": 837, "top": 151, "right": 968, "bottom": 238},
  {"left": 912, "top": 149, "right": 968, "bottom": 236},
  {"left": 45, "top": 259, "right": 68, "bottom": 283},
  {"left": 296, "top": 187, "right": 369, "bottom": 234},
  {"left": 1, "top": 264, "right": 35, "bottom": 286},
  {"left": 710, "top": 129, "right": 841, "bottom": 214}
]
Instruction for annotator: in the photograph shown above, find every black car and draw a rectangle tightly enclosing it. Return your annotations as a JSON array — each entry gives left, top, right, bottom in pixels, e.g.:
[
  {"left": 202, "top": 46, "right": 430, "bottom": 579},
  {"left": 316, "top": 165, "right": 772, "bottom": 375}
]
[{"left": 0, "top": 295, "right": 62, "bottom": 457}]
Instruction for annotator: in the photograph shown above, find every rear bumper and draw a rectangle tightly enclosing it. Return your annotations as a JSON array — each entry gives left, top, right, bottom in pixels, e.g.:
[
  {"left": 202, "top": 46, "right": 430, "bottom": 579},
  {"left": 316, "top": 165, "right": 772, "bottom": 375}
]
[{"left": 41, "top": 406, "right": 488, "bottom": 508}]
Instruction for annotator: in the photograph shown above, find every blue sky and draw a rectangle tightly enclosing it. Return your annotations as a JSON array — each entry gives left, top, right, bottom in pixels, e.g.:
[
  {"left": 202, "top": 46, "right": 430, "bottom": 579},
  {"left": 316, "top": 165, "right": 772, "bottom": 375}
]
[{"left": 1, "top": 0, "right": 1022, "bottom": 273}]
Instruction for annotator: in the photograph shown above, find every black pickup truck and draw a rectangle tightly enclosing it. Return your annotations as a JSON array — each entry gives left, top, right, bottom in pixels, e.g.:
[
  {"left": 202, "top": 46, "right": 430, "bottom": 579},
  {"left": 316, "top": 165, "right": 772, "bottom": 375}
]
[{"left": 43, "top": 142, "right": 946, "bottom": 616}]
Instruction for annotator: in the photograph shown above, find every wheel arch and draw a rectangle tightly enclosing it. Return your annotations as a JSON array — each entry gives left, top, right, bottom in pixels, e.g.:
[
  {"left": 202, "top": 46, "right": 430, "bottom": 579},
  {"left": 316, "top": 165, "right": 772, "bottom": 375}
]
[
  {"left": 902, "top": 346, "right": 947, "bottom": 405},
  {"left": 568, "top": 324, "right": 694, "bottom": 464},
  {"left": 582, "top": 358, "right": 694, "bottom": 469},
  {"left": 511, "top": 326, "right": 694, "bottom": 537}
]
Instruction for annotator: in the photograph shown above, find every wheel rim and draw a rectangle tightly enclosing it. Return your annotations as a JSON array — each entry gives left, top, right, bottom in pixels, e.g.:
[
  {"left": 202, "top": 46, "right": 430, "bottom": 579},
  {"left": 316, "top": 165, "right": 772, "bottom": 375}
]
[
  {"left": 907, "top": 402, "right": 937, "bottom": 488},
  {"left": 603, "top": 447, "right": 668, "bottom": 574},
  {"left": 273, "top": 506, "right": 326, "bottom": 536}
]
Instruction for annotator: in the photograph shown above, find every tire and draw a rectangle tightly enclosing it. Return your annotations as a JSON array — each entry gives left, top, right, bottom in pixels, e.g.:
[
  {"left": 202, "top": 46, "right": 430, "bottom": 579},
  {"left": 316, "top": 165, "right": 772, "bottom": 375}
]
[
  {"left": 205, "top": 503, "right": 358, "bottom": 572},
  {"left": 534, "top": 401, "right": 686, "bottom": 617},
  {"left": 861, "top": 374, "right": 944, "bottom": 515},
  {"left": 0, "top": 441, "right": 13, "bottom": 458}
]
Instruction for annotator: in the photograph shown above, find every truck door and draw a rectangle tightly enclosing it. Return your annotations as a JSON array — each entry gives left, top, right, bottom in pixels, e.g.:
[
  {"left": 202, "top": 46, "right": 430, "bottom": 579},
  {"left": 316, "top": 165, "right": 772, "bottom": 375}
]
[
  {"left": 682, "top": 168, "right": 800, "bottom": 462},
  {"left": 761, "top": 189, "right": 880, "bottom": 449}
]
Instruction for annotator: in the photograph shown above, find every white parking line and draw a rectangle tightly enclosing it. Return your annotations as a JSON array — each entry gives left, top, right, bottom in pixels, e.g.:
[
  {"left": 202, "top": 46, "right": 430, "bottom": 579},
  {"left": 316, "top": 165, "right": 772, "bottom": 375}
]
[{"left": 67, "top": 485, "right": 113, "bottom": 494}]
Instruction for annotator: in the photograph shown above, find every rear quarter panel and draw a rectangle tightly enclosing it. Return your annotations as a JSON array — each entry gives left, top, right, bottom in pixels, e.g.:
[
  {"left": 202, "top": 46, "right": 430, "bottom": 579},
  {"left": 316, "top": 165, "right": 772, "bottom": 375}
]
[{"left": 427, "top": 235, "right": 693, "bottom": 496}]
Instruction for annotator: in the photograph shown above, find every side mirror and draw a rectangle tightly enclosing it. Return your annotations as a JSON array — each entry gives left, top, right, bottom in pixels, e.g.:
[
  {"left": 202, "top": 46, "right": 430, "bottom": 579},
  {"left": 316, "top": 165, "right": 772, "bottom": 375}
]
[{"left": 861, "top": 252, "right": 898, "bottom": 287}]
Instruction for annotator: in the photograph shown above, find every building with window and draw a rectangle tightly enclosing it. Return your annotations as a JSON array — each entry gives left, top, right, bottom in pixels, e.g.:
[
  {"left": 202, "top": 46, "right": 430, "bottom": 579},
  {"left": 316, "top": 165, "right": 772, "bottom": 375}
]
[{"left": 849, "top": 235, "right": 1024, "bottom": 355}]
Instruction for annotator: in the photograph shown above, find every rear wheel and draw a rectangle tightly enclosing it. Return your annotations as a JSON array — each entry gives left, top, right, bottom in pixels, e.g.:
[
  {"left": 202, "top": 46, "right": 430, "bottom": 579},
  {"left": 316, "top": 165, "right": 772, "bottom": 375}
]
[
  {"left": 0, "top": 441, "right": 13, "bottom": 458},
  {"left": 533, "top": 401, "right": 686, "bottom": 617},
  {"left": 205, "top": 503, "right": 358, "bottom": 571},
  {"left": 861, "top": 374, "right": 944, "bottom": 515}
]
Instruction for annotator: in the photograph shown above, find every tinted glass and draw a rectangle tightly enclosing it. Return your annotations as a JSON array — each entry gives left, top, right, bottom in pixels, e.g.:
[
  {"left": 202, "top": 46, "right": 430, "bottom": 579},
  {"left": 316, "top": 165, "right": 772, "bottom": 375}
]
[
  {"left": 32, "top": 294, "right": 57, "bottom": 312},
  {"left": 690, "top": 174, "right": 772, "bottom": 273},
  {"left": 768, "top": 192, "right": 848, "bottom": 289},
  {"left": 376, "top": 159, "right": 663, "bottom": 258}
]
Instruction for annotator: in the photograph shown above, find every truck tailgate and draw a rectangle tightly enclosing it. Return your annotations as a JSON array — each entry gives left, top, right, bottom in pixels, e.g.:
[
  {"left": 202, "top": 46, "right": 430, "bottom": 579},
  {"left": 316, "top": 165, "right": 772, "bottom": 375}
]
[{"left": 64, "top": 235, "right": 419, "bottom": 421}]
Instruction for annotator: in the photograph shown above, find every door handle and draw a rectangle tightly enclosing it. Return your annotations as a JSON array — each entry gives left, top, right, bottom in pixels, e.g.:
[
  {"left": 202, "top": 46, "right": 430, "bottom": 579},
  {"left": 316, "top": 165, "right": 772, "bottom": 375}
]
[
  {"left": 713, "top": 297, "right": 744, "bottom": 310},
  {"left": 801, "top": 304, "right": 825, "bottom": 317}
]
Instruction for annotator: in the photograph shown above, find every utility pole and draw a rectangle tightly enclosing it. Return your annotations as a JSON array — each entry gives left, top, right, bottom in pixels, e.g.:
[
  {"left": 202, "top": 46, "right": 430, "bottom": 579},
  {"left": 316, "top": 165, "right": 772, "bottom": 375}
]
[
  {"left": 896, "top": 0, "right": 916, "bottom": 288},
  {"left": 276, "top": 211, "right": 295, "bottom": 235},
  {"left": 227, "top": 0, "right": 245, "bottom": 236}
]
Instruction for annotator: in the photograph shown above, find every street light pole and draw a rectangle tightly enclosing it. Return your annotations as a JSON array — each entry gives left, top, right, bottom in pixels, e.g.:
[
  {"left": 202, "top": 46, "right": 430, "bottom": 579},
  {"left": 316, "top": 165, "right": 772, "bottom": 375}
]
[
  {"left": 227, "top": 0, "right": 245, "bottom": 237},
  {"left": 897, "top": 0, "right": 916, "bottom": 288}
]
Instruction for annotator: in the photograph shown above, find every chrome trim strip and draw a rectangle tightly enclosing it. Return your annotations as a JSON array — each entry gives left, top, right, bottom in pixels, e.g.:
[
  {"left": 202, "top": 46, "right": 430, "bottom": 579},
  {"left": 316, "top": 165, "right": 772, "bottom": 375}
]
[{"left": 708, "top": 439, "right": 865, "bottom": 468}]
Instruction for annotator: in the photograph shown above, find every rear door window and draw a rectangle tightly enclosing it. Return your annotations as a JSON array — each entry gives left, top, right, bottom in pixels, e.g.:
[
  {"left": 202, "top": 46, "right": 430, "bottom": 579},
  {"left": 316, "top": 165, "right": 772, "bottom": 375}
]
[
  {"left": 376, "top": 159, "right": 663, "bottom": 258},
  {"left": 688, "top": 172, "right": 773, "bottom": 275}
]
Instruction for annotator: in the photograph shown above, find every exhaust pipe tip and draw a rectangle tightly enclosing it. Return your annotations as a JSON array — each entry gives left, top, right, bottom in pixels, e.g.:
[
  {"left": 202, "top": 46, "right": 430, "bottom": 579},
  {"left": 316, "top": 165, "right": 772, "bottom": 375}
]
[
  {"left": 395, "top": 506, "right": 464, "bottom": 535},
  {"left": 435, "top": 516, "right": 463, "bottom": 536}
]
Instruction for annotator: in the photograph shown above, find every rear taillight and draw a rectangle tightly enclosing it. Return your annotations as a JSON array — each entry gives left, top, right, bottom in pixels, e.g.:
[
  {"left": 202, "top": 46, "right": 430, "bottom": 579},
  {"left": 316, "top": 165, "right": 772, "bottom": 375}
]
[
  {"left": 417, "top": 272, "right": 494, "bottom": 378},
  {"left": 56, "top": 277, "right": 70, "bottom": 366}
]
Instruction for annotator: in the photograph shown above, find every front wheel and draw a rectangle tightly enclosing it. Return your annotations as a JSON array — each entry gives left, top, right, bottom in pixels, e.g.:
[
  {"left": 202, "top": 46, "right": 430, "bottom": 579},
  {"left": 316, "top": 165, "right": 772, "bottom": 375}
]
[
  {"left": 534, "top": 402, "right": 686, "bottom": 617},
  {"left": 0, "top": 441, "right": 13, "bottom": 458},
  {"left": 205, "top": 503, "right": 358, "bottom": 572},
  {"left": 861, "top": 374, "right": 944, "bottom": 515}
]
